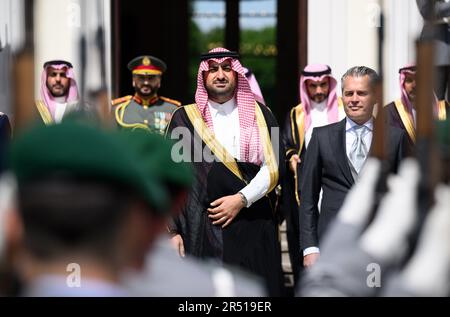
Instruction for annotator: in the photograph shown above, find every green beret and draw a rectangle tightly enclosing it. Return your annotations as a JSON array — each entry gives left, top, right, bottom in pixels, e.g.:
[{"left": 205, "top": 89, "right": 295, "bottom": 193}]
[
  {"left": 9, "top": 121, "right": 170, "bottom": 213},
  {"left": 118, "top": 129, "right": 193, "bottom": 189},
  {"left": 128, "top": 55, "right": 167, "bottom": 76}
]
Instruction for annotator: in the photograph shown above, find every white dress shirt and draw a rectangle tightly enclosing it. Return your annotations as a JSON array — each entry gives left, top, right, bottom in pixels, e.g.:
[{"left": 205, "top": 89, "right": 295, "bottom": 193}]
[
  {"left": 53, "top": 97, "right": 68, "bottom": 123},
  {"left": 304, "top": 99, "right": 347, "bottom": 149},
  {"left": 305, "top": 100, "right": 329, "bottom": 149},
  {"left": 303, "top": 117, "right": 374, "bottom": 257},
  {"left": 208, "top": 99, "right": 270, "bottom": 207}
]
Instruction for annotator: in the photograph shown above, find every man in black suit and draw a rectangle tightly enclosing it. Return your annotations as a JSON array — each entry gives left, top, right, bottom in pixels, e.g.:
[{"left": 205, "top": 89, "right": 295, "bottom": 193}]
[{"left": 299, "top": 66, "right": 409, "bottom": 268}]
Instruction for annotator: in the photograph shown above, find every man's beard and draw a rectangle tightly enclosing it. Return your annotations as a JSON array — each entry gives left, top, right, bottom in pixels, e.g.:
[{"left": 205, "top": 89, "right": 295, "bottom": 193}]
[
  {"left": 206, "top": 83, "right": 235, "bottom": 102},
  {"left": 49, "top": 85, "right": 69, "bottom": 98},
  {"left": 311, "top": 94, "right": 326, "bottom": 103},
  {"left": 407, "top": 92, "right": 416, "bottom": 103},
  {"left": 136, "top": 85, "right": 158, "bottom": 97},
  {"left": 208, "top": 89, "right": 234, "bottom": 100}
]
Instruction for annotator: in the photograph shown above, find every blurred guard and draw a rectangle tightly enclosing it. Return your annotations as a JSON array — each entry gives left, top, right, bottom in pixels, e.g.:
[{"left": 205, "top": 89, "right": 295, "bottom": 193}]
[
  {"left": 112, "top": 56, "right": 181, "bottom": 135},
  {"left": 5, "top": 121, "right": 174, "bottom": 296}
]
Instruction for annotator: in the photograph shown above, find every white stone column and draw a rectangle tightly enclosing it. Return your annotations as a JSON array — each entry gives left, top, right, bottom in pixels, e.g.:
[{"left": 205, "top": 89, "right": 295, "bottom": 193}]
[
  {"left": 0, "top": 0, "right": 26, "bottom": 115},
  {"left": 383, "top": 0, "right": 422, "bottom": 104},
  {"left": 308, "top": 0, "right": 422, "bottom": 102},
  {"left": 34, "top": 0, "right": 112, "bottom": 102},
  {"left": 34, "top": 0, "right": 82, "bottom": 99},
  {"left": 309, "top": 0, "right": 378, "bottom": 92}
]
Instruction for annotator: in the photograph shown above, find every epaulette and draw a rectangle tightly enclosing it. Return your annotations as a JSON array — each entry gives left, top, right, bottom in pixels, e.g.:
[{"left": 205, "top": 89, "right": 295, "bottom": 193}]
[
  {"left": 160, "top": 96, "right": 182, "bottom": 107},
  {"left": 111, "top": 95, "right": 133, "bottom": 107}
]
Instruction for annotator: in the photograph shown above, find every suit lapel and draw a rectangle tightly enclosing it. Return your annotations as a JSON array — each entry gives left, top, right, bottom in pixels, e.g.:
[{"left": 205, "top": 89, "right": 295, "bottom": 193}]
[{"left": 328, "top": 119, "right": 354, "bottom": 185}]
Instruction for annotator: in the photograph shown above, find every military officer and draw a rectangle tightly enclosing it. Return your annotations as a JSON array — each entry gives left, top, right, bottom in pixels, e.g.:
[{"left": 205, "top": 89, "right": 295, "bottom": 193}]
[{"left": 112, "top": 55, "right": 181, "bottom": 135}]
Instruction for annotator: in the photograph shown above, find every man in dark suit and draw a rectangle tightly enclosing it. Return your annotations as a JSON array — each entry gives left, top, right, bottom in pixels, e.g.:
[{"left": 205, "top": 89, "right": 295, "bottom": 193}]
[{"left": 299, "top": 66, "right": 409, "bottom": 268}]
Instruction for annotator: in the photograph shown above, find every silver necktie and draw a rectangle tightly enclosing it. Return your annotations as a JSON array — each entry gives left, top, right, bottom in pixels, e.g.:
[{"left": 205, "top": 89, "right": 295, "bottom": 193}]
[{"left": 349, "top": 125, "right": 368, "bottom": 174}]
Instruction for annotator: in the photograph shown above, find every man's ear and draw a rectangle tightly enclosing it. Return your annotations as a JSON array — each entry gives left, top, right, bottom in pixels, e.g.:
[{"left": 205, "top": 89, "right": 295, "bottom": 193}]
[{"left": 157, "top": 77, "right": 162, "bottom": 89}]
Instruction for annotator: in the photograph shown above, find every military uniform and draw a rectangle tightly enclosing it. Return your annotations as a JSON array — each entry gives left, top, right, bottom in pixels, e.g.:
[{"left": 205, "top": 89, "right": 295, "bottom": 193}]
[
  {"left": 112, "top": 55, "right": 181, "bottom": 135},
  {"left": 112, "top": 94, "right": 180, "bottom": 135}
]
